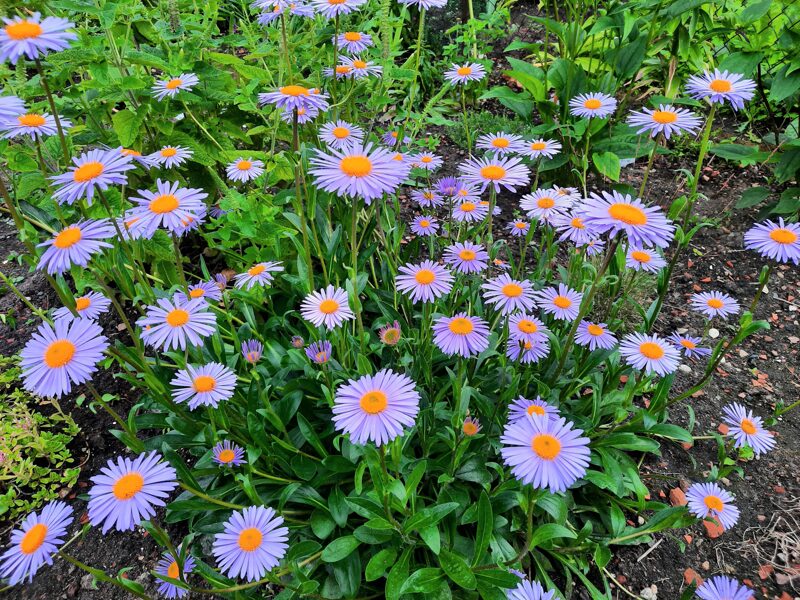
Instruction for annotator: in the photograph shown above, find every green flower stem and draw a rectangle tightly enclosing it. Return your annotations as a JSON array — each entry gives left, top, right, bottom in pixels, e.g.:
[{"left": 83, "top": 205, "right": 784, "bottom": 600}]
[
  {"left": 179, "top": 482, "right": 246, "bottom": 509},
  {"left": 505, "top": 488, "right": 536, "bottom": 566},
  {"left": 34, "top": 58, "right": 70, "bottom": 164},
  {"left": 399, "top": 8, "right": 426, "bottom": 144},
  {"left": 749, "top": 264, "right": 771, "bottom": 313},
  {"left": 181, "top": 101, "right": 224, "bottom": 151},
  {"left": 581, "top": 131, "right": 591, "bottom": 198},
  {"left": 250, "top": 467, "right": 299, "bottom": 484},
  {"left": 171, "top": 234, "right": 190, "bottom": 295},
  {"left": 280, "top": 14, "right": 292, "bottom": 80},
  {"left": 85, "top": 381, "right": 144, "bottom": 452},
  {"left": 0, "top": 269, "right": 52, "bottom": 324},
  {"left": 461, "top": 85, "right": 472, "bottom": 154},
  {"left": 350, "top": 200, "right": 366, "bottom": 351},
  {"left": 378, "top": 446, "right": 404, "bottom": 531},
  {"left": 638, "top": 135, "right": 660, "bottom": 199},
  {"left": 59, "top": 553, "right": 153, "bottom": 600},
  {"left": 293, "top": 110, "right": 315, "bottom": 291}
]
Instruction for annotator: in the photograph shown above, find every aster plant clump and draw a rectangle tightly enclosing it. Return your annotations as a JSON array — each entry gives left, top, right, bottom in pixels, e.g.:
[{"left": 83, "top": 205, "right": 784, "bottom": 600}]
[{"left": 0, "top": 0, "right": 793, "bottom": 598}]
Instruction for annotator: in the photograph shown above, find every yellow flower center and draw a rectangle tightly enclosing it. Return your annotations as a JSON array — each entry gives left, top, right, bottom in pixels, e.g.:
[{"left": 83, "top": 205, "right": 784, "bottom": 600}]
[
  {"left": 165, "top": 78, "right": 183, "bottom": 90},
  {"left": 414, "top": 269, "right": 435, "bottom": 284},
  {"left": 709, "top": 79, "right": 732, "bottom": 93},
  {"left": 583, "top": 98, "right": 602, "bottom": 110},
  {"left": 166, "top": 308, "right": 190, "bottom": 327},
  {"left": 537, "top": 197, "right": 555, "bottom": 209},
  {"left": 238, "top": 528, "right": 263, "bottom": 552},
  {"left": 54, "top": 226, "right": 83, "bottom": 249},
  {"left": 335, "top": 65, "right": 352, "bottom": 75},
  {"left": 248, "top": 265, "right": 266, "bottom": 276},
  {"left": 457, "top": 66, "right": 473, "bottom": 76},
  {"left": 340, "top": 155, "right": 372, "bottom": 177},
  {"left": 297, "top": 108, "right": 307, "bottom": 115},
  {"left": 769, "top": 228, "right": 797, "bottom": 244},
  {"left": 553, "top": 295, "right": 572, "bottom": 309},
  {"left": 121, "top": 148, "right": 141, "bottom": 156},
  {"left": 703, "top": 495, "right": 724, "bottom": 512},
  {"left": 527, "top": 404, "right": 545, "bottom": 417},
  {"left": 44, "top": 339, "right": 77, "bottom": 369},
  {"left": 189, "top": 288, "right": 206, "bottom": 298},
  {"left": 149, "top": 194, "right": 179, "bottom": 214},
  {"left": 460, "top": 202, "right": 476, "bottom": 212},
  {"left": 531, "top": 433, "right": 561, "bottom": 460},
  {"left": 652, "top": 110, "right": 678, "bottom": 124},
  {"left": 332, "top": 126, "right": 350, "bottom": 139},
  {"left": 419, "top": 219, "right": 430, "bottom": 227},
  {"left": 639, "top": 341, "right": 664, "bottom": 359},
  {"left": 448, "top": 317, "right": 474, "bottom": 335},
  {"left": 353, "top": 59, "right": 367, "bottom": 69},
  {"left": 237, "top": 160, "right": 252, "bottom": 170},
  {"left": 344, "top": 31, "right": 362, "bottom": 41},
  {"left": 319, "top": 299, "right": 339, "bottom": 314},
  {"left": 517, "top": 319, "right": 538, "bottom": 334},
  {"left": 608, "top": 203, "right": 647, "bottom": 225},
  {"left": 530, "top": 142, "right": 547, "bottom": 151},
  {"left": 492, "top": 137, "right": 510, "bottom": 148},
  {"left": 631, "top": 250, "right": 651, "bottom": 263},
  {"left": 5, "top": 21, "right": 43, "bottom": 40},
  {"left": 502, "top": 283, "right": 524, "bottom": 297},
  {"left": 167, "top": 561, "right": 180, "bottom": 579},
  {"left": 740, "top": 419, "right": 757, "bottom": 435},
  {"left": 73, "top": 161, "right": 104, "bottom": 183},
  {"left": 420, "top": 155, "right": 432, "bottom": 163},
  {"left": 587, "top": 324, "right": 604, "bottom": 336},
  {"left": 480, "top": 165, "right": 506, "bottom": 180},
  {"left": 680, "top": 339, "right": 696, "bottom": 349},
  {"left": 458, "top": 249, "right": 476, "bottom": 261},
  {"left": 112, "top": 472, "right": 145, "bottom": 500},
  {"left": 359, "top": 390, "right": 388, "bottom": 414},
  {"left": 18, "top": 113, "right": 46, "bottom": 127},
  {"left": 75, "top": 296, "right": 91, "bottom": 311},
  {"left": 280, "top": 85, "right": 309, "bottom": 96},
  {"left": 515, "top": 222, "right": 527, "bottom": 229},
  {"left": 217, "top": 449, "right": 236, "bottom": 463},
  {"left": 382, "top": 329, "right": 400, "bottom": 344},
  {"left": 193, "top": 375, "right": 216, "bottom": 393},
  {"left": 570, "top": 217, "right": 585, "bottom": 229},
  {"left": 706, "top": 298, "right": 724, "bottom": 309},
  {"left": 161, "top": 147, "right": 178, "bottom": 157},
  {"left": 20, "top": 524, "right": 48, "bottom": 554},
  {"left": 462, "top": 421, "right": 479, "bottom": 435}
]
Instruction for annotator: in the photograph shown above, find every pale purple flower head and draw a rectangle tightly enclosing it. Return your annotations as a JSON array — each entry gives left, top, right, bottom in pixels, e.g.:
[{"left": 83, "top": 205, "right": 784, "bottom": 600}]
[
  {"left": 0, "top": 13, "right": 76, "bottom": 64},
  {"left": 340, "top": 56, "right": 382, "bottom": 79},
  {"left": 151, "top": 73, "right": 199, "bottom": 101},
  {"left": 443, "top": 241, "right": 489, "bottom": 274},
  {"left": 212, "top": 506, "right": 288, "bottom": 581},
  {"left": 126, "top": 180, "right": 208, "bottom": 239},
  {"left": 444, "top": 62, "right": 486, "bottom": 85},
  {"left": 506, "top": 219, "right": 530, "bottom": 237},
  {"left": 454, "top": 182, "right": 482, "bottom": 203},
  {"left": 281, "top": 104, "right": 319, "bottom": 124},
  {"left": 459, "top": 154, "right": 530, "bottom": 193},
  {"left": 379, "top": 321, "right": 402, "bottom": 346},
  {"left": 382, "top": 130, "right": 412, "bottom": 147},
  {"left": 686, "top": 481, "right": 740, "bottom": 530},
  {"left": 553, "top": 211, "right": 596, "bottom": 245},
  {"left": 627, "top": 104, "right": 702, "bottom": 139},
  {"left": 436, "top": 176, "right": 461, "bottom": 197},
  {"left": 213, "top": 440, "right": 247, "bottom": 467},
  {"left": 744, "top": 218, "right": 800, "bottom": 265},
  {"left": 155, "top": 551, "right": 196, "bottom": 598},
  {"left": 521, "top": 138, "right": 562, "bottom": 160},
  {"left": 137, "top": 297, "right": 217, "bottom": 351},
  {"left": 36, "top": 219, "right": 116, "bottom": 275},
  {"left": 53, "top": 291, "right": 110, "bottom": 322},
  {"left": 412, "top": 188, "right": 444, "bottom": 208},
  {"left": 335, "top": 31, "right": 373, "bottom": 53},
  {"left": 520, "top": 188, "right": 572, "bottom": 222},
  {"left": 309, "top": 142, "right": 407, "bottom": 204},
  {"left": 685, "top": 69, "right": 755, "bottom": 111},
  {"left": 536, "top": 284, "right": 583, "bottom": 321},
  {"left": 397, "top": 0, "right": 447, "bottom": 8},
  {"left": 582, "top": 190, "right": 675, "bottom": 248},
  {"left": 50, "top": 147, "right": 134, "bottom": 206},
  {"left": 619, "top": 332, "right": 681, "bottom": 376},
  {"left": 432, "top": 313, "right": 490, "bottom": 357},
  {"left": 452, "top": 199, "right": 489, "bottom": 223},
  {"left": 0, "top": 501, "right": 73, "bottom": 585},
  {"left": 20, "top": 318, "right": 108, "bottom": 398},
  {"left": 507, "top": 313, "right": 548, "bottom": 346},
  {"left": 234, "top": 261, "right": 284, "bottom": 290},
  {"left": 580, "top": 238, "right": 605, "bottom": 256},
  {"left": 410, "top": 214, "right": 439, "bottom": 236},
  {"left": 575, "top": 320, "right": 617, "bottom": 351},
  {"left": 506, "top": 337, "right": 550, "bottom": 364},
  {"left": 396, "top": 260, "right": 454, "bottom": 303},
  {"left": 171, "top": 362, "right": 237, "bottom": 410},
  {"left": 242, "top": 339, "right": 263, "bottom": 364},
  {"left": 259, "top": 84, "right": 330, "bottom": 112},
  {"left": 569, "top": 92, "right": 617, "bottom": 118},
  {"left": 0, "top": 93, "right": 24, "bottom": 119},
  {"left": 696, "top": 576, "right": 753, "bottom": 600},
  {"left": 690, "top": 291, "right": 740, "bottom": 320},
  {"left": 476, "top": 132, "right": 527, "bottom": 156},
  {"left": 332, "top": 369, "right": 420, "bottom": 446},
  {"left": 306, "top": 340, "right": 333, "bottom": 364},
  {"left": 501, "top": 415, "right": 591, "bottom": 493},
  {"left": 413, "top": 151, "right": 443, "bottom": 171},
  {"left": 88, "top": 452, "right": 178, "bottom": 533},
  {"left": 174, "top": 281, "right": 224, "bottom": 305},
  {"left": 226, "top": 158, "right": 265, "bottom": 182},
  {"left": 721, "top": 403, "right": 776, "bottom": 457},
  {"left": 667, "top": 333, "right": 711, "bottom": 359},
  {"left": 301, "top": 285, "right": 354, "bottom": 330},
  {"left": 319, "top": 120, "right": 364, "bottom": 150},
  {"left": 147, "top": 145, "right": 193, "bottom": 169},
  {"left": 2, "top": 111, "right": 71, "bottom": 140},
  {"left": 507, "top": 578, "right": 557, "bottom": 600},
  {"left": 553, "top": 186, "right": 582, "bottom": 204},
  {"left": 626, "top": 247, "right": 667, "bottom": 273},
  {"left": 507, "top": 396, "right": 559, "bottom": 424},
  {"left": 482, "top": 274, "right": 536, "bottom": 315},
  {"left": 311, "top": 0, "right": 367, "bottom": 18}
]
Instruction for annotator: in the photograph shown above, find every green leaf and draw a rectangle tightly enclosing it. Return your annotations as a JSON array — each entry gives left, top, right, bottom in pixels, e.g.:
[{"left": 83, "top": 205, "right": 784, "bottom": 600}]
[
  {"left": 419, "top": 525, "right": 441, "bottom": 554},
  {"left": 592, "top": 151, "right": 621, "bottom": 181},
  {"left": 739, "top": 0, "right": 772, "bottom": 23},
  {"left": 112, "top": 109, "right": 144, "bottom": 147},
  {"left": 735, "top": 186, "right": 770, "bottom": 209},
  {"left": 399, "top": 568, "right": 446, "bottom": 594},
  {"left": 385, "top": 548, "right": 411, "bottom": 600},
  {"left": 321, "top": 536, "right": 360, "bottom": 562},
  {"left": 614, "top": 35, "right": 647, "bottom": 79},
  {"left": 365, "top": 547, "right": 397, "bottom": 582},
  {"left": 310, "top": 509, "right": 336, "bottom": 540},
  {"left": 404, "top": 502, "right": 459, "bottom": 532},
  {"left": 438, "top": 549, "right": 477, "bottom": 590},
  {"left": 771, "top": 64, "right": 800, "bottom": 103},
  {"left": 530, "top": 523, "right": 577, "bottom": 548},
  {"left": 775, "top": 148, "right": 800, "bottom": 183},
  {"left": 471, "top": 491, "right": 493, "bottom": 566}
]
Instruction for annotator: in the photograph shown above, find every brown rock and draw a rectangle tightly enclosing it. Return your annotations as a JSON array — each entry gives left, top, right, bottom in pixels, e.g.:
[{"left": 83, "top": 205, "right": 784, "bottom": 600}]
[
  {"left": 717, "top": 423, "right": 730, "bottom": 435},
  {"left": 669, "top": 488, "right": 688, "bottom": 507},
  {"left": 683, "top": 534, "right": 693, "bottom": 544},
  {"left": 703, "top": 517, "right": 725, "bottom": 539},
  {"left": 683, "top": 568, "right": 703, "bottom": 587},
  {"left": 758, "top": 565, "right": 773, "bottom": 580}
]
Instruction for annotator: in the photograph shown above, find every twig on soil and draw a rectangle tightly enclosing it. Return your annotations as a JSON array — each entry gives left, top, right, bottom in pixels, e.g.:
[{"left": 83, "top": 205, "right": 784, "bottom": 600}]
[{"left": 636, "top": 537, "right": 662, "bottom": 563}]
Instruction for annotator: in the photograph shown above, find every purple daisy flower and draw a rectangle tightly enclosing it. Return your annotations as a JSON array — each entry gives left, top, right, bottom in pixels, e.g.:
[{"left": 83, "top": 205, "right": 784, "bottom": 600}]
[
  {"left": 667, "top": 333, "right": 711, "bottom": 359},
  {"left": 259, "top": 84, "right": 330, "bottom": 112},
  {"left": 619, "top": 332, "right": 681, "bottom": 376},
  {"left": 506, "top": 337, "right": 550, "bottom": 363},
  {"left": 138, "top": 297, "right": 216, "bottom": 352},
  {"left": 332, "top": 369, "right": 420, "bottom": 446},
  {"left": 155, "top": 550, "right": 196, "bottom": 598},
  {"left": 151, "top": 73, "right": 199, "bottom": 101},
  {"left": 582, "top": 190, "right": 675, "bottom": 248},
  {"left": 744, "top": 218, "right": 800, "bottom": 265},
  {"left": 721, "top": 403, "right": 776, "bottom": 457},
  {"left": 627, "top": 104, "right": 702, "bottom": 139},
  {"left": 413, "top": 152, "right": 443, "bottom": 171},
  {"left": 119, "top": 147, "right": 154, "bottom": 169},
  {"left": 242, "top": 339, "right": 263, "bottom": 364},
  {"left": 2, "top": 111, "right": 71, "bottom": 140},
  {"left": 174, "top": 281, "right": 224, "bottom": 305},
  {"left": 335, "top": 31, "right": 373, "bottom": 53},
  {"left": 309, "top": 142, "right": 407, "bottom": 204},
  {"left": 459, "top": 154, "right": 530, "bottom": 193},
  {"left": 0, "top": 13, "right": 76, "bottom": 64},
  {"left": 575, "top": 320, "right": 617, "bottom": 350},
  {"left": 379, "top": 321, "right": 402, "bottom": 345},
  {"left": 536, "top": 284, "right": 583, "bottom": 321},
  {"left": 53, "top": 291, "right": 110, "bottom": 322},
  {"left": 569, "top": 92, "right": 617, "bottom": 119},
  {"left": 0, "top": 501, "right": 73, "bottom": 585},
  {"left": 432, "top": 313, "right": 491, "bottom": 358},
  {"left": 507, "top": 579, "right": 557, "bottom": 600},
  {"left": 0, "top": 93, "right": 24, "bottom": 119},
  {"left": 581, "top": 238, "right": 605, "bottom": 256},
  {"left": 147, "top": 145, "right": 193, "bottom": 169},
  {"left": 126, "top": 180, "right": 207, "bottom": 239},
  {"left": 301, "top": 285, "right": 354, "bottom": 330},
  {"left": 553, "top": 211, "right": 595, "bottom": 245},
  {"left": 443, "top": 241, "right": 489, "bottom": 274},
  {"left": 435, "top": 176, "right": 460, "bottom": 197},
  {"left": 521, "top": 188, "right": 572, "bottom": 222},
  {"left": 482, "top": 274, "right": 536, "bottom": 315},
  {"left": 88, "top": 452, "right": 178, "bottom": 533},
  {"left": 685, "top": 69, "right": 756, "bottom": 111},
  {"left": 226, "top": 158, "right": 265, "bottom": 183},
  {"left": 306, "top": 340, "right": 333, "bottom": 364},
  {"left": 257, "top": 2, "right": 315, "bottom": 24},
  {"left": 506, "top": 220, "right": 530, "bottom": 237},
  {"left": 36, "top": 219, "right": 116, "bottom": 276},
  {"left": 382, "top": 130, "right": 412, "bottom": 147},
  {"left": 507, "top": 313, "right": 548, "bottom": 345},
  {"left": 410, "top": 214, "right": 439, "bottom": 236},
  {"left": 444, "top": 62, "right": 486, "bottom": 85},
  {"left": 398, "top": 0, "right": 447, "bottom": 8},
  {"left": 50, "top": 147, "right": 134, "bottom": 206},
  {"left": 690, "top": 291, "right": 740, "bottom": 320},
  {"left": 521, "top": 138, "right": 562, "bottom": 160},
  {"left": 311, "top": 0, "right": 366, "bottom": 17},
  {"left": 234, "top": 261, "right": 284, "bottom": 290},
  {"left": 20, "top": 318, "right": 108, "bottom": 398},
  {"left": 476, "top": 132, "right": 527, "bottom": 156},
  {"left": 281, "top": 104, "right": 319, "bottom": 124},
  {"left": 212, "top": 440, "right": 247, "bottom": 467},
  {"left": 412, "top": 188, "right": 444, "bottom": 208},
  {"left": 462, "top": 416, "right": 481, "bottom": 436},
  {"left": 396, "top": 260, "right": 454, "bottom": 304},
  {"left": 452, "top": 199, "right": 489, "bottom": 223},
  {"left": 454, "top": 182, "right": 481, "bottom": 203},
  {"left": 481, "top": 199, "right": 501, "bottom": 216},
  {"left": 319, "top": 120, "right": 364, "bottom": 150},
  {"left": 501, "top": 415, "right": 591, "bottom": 493},
  {"left": 686, "top": 481, "right": 740, "bottom": 531},
  {"left": 553, "top": 186, "right": 582, "bottom": 204},
  {"left": 696, "top": 576, "right": 753, "bottom": 600},
  {"left": 508, "top": 395, "right": 559, "bottom": 423},
  {"left": 212, "top": 506, "right": 288, "bottom": 581},
  {"left": 171, "top": 363, "right": 237, "bottom": 410},
  {"left": 626, "top": 247, "right": 667, "bottom": 273},
  {"left": 340, "top": 56, "right": 382, "bottom": 79}
]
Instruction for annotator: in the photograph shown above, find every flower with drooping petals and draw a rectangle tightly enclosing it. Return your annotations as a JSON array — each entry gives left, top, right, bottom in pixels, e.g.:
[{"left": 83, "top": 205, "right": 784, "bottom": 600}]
[
  {"left": 667, "top": 333, "right": 711, "bottom": 359},
  {"left": 319, "top": 120, "right": 364, "bottom": 150},
  {"left": 569, "top": 92, "right": 617, "bottom": 118},
  {"left": 212, "top": 506, "right": 288, "bottom": 581},
  {"left": 281, "top": 104, "right": 319, "bottom": 124},
  {"left": 174, "top": 281, "right": 223, "bottom": 305},
  {"left": 627, "top": 104, "right": 702, "bottom": 139},
  {"left": 459, "top": 154, "right": 530, "bottom": 193},
  {"left": 241, "top": 339, "right": 263, "bottom": 364},
  {"left": 379, "top": 321, "right": 402, "bottom": 346},
  {"left": 744, "top": 218, "right": 800, "bottom": 265},
  {"left": 311, "top": 0, "right": 367, "bottom": 17},
  {"left": 507, "top": 396, "right": 559, "bottom": 424},
  {"left": 259, "top": 84, "right": 330, "bottom": 112},
  {"left": 397, "top": 0, "right": 447, "bottom": 8},
  {"left": 476, "top": 132, "right": 527, "bottom": 156},
  {"left": 575, "top": 320, "right": 617, "bottom": 350},
  {"left": 138, "top": 298, "right": 217, "bottom": 352},
  {"left": 695, "top": 576, "right": 753, "bottom": 600},
  {"left": 721, "top": 403, "right": 776, "bottom": 457},
  {"left": 0, "top": 13, "right": 76, "bottom": 64},
  {"left": 619, "top": 332, "right": 680, "bottom": 376},
  {"left": 50, "top": 147, "right": 134, "bottom": 206},
  {"left": 507, "top": 578, "right": 557, "bottom": 600},
  {"left": 126, "top": 180, "right": 208, "bottom": 239},
  {"left": 506, "top": 337, "right": 550, "bottom": 363},
  {"left": 234, "top": 262, "right": 284, "bottom": 290},
  {"left": 482, "top": 274, "right": 536, "bottom": 315},
  {"left": 443, "top": 241, "right": 489, "bottom": 274},
  {"left": 521, "top": 139, "right": 562, "bottom": 160},
  {"left": 685, "top": 69, "right": 755, "bottom": 111},
  {"left": 452, "top": 200, "right": 489, "bottom": 223},
  {"left": 340, "top": 56, "right": 382, "bottom": 79},
  {"left": 2, "top": 111, "right": 71, "bottom": 140},
  {"left": 507, "top": 313, "right": 548, "bottom": 346},
  {"left": 53, "top": 291, "right": 110, "bottom": 322},
  {"left": 444, "top": 62, "right": 486, "bottom": 85},
  {"left": 334, "top": 31, "right": 373, "bottom": 53},
  {"left": 580, "top": 238, "right": 605, "bottom": 256},
  {"left": 36, "top": 219, "right": 116, "bottom": 276},
  {"left": 151, "top": 73, "right": 199, "bottom": 101},
  {"left": 226, "top": 158, "right": 265, "bottom": 183},
  {"left": 301, "top": 285, "right": 354, "bottom": 330},
  {"left": 536, "top": 284, "right": 583, "bottom": 321},
  {"left": 306, "top": 340, "right": 332, "bottom": 365},
  {"left": 690, "top": 291, "right": 740, "bottom": 320},
  {"left": 686, "top": 481, "right": 739, "bottom": 530},
  {"left": 0, "top": 93, "right": 24, "bottom": 119},
  {"left": 432, "top": 313, "right": 490, "bottom": 358},
  {"left": 155, "top": 551, "right": 196, "bottom": 598},
  {"left": 413, "top": 151, "right": 443, "bottom": 171},
  {"left": 626, "top": 247, "right": 667, "bottom": 273},
  {"left": 435, "top": 176, "right": 461, "bottom": 197},
  {"left": 412, "top": 188, "right": 444, "bottom": 208},
  {"left": 212, "top": 440, "right": 247, "bottom": 467},
  {"left": 553, "top": 211, "right": 595, "bottom": 245},
  {"left": 521, "top": 188, "right": 571, "bottom": 222},
  {"left": 147, "top": 145, "right": 193, "bottom": 169},
  {"left": 396, "top": 260, "right": 454, "bottom": 304},
  {"left": 88, "top": 452, "right": 178, "bottom": 533},
  {"left": 171, "top": 363, "right": 237, "bottom": 410},
  {"left": 382, "top": 130, "right": 412, "bottom": 147},
  {"left": 410, "top": 215, "right": 439, "bottom": 236},
  {"left": 582, "top": 190, "right": 675, "bottom": 248}
]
